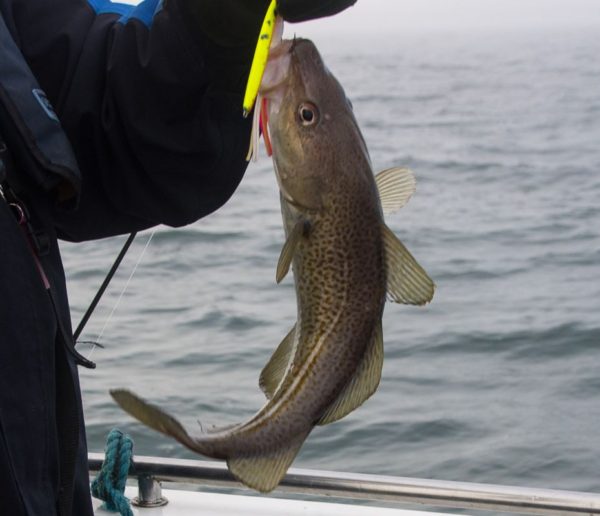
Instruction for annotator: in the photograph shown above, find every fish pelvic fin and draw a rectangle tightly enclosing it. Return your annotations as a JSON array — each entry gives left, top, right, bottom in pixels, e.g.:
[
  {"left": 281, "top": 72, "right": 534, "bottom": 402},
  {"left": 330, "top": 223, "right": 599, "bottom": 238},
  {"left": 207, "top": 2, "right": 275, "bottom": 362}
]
[
  {"left": 375, "top": 167, "right": 416, "bottom": 216},
  {"left": 227, "top": 428, "right": 310, "bottom": 492},
  {"left": 259, "top": 325, "right": 296, "bottom": 399},
  {"left": 110, "top": 389, "right": 205, "bottom": 454},
  {"left": 276, "top": 219, "right": 310, "bottom": 283},
  {"left": 317, "top": 321, "right": 384, "bottom": 426},
  {"left": 382, "top": 224, "right": 435, "bottom": 305}
]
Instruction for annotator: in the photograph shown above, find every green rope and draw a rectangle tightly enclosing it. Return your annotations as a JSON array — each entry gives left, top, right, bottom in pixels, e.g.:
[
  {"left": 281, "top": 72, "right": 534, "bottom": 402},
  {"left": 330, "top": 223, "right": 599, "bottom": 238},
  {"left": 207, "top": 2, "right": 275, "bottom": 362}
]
[{"left": 91, "top": 428, "right": 134, "bottom": 516}]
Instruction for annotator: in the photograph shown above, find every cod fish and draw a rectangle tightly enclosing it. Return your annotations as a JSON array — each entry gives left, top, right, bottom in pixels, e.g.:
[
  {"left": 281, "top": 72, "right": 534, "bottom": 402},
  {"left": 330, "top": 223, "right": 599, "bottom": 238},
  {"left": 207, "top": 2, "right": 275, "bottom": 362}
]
[{"left": 111, "top": 38, "right": 434, "bottom": 493}]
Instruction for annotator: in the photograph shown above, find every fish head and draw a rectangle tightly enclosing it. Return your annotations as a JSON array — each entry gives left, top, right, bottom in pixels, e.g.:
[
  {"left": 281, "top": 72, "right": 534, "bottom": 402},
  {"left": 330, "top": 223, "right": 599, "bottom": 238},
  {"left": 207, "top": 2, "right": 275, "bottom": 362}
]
[{"left": 261, "top": 38, "right": 371, "bottom": 212}]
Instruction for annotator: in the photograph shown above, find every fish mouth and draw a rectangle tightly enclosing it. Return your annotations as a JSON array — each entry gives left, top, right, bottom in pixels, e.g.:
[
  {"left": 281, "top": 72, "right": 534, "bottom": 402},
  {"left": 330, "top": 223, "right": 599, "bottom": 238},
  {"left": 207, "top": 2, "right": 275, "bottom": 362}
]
[{"left": 259, "top": 40, "right": 294, "bottom": 98}]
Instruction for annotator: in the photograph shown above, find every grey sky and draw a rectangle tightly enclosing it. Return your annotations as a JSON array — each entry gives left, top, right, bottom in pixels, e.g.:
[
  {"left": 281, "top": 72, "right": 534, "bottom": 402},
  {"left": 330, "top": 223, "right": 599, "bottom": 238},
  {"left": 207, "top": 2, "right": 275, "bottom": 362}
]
[{"left": 290, "top": 0, "right": 600, "bottom": 36}]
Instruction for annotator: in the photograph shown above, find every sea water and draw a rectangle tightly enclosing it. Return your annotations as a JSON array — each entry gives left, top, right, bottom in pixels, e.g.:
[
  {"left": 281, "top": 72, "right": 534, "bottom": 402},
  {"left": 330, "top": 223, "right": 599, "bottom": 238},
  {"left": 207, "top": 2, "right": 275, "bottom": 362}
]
[{"left": 62, "top": 27, "right": 600, "bottom": 497}]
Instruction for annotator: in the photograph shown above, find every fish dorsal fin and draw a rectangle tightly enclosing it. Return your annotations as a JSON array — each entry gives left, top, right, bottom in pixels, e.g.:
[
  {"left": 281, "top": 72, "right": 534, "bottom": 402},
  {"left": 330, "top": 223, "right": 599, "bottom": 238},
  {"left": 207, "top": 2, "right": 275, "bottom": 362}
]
[
  {"left": 276, "top": 219, "right": 309, "bottom": 283},
  {"left": 228, "top": 429, "right": 310, "bottom": 492},
  {"left": 375, "top": 167, "right": 416, "bottom": 215},
  {"left": 317, "top": 321, "right": 384, "bottom": 426},
  {"left": 259, "top": 325, "right": 296, "bottom": 399},
  {"left": 110, "top": 389, "right": 198, "bottom": 450},
  {"left": 382, "top": 224, "right": 435, "bottom": 305}
]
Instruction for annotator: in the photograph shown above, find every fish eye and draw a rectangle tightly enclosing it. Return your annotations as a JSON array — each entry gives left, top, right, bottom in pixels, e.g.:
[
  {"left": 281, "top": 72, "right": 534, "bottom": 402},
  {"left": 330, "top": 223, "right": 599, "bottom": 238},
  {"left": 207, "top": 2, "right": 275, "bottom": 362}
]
[{"left": 298, "top": 102, "right": 319, "bottom": 126}]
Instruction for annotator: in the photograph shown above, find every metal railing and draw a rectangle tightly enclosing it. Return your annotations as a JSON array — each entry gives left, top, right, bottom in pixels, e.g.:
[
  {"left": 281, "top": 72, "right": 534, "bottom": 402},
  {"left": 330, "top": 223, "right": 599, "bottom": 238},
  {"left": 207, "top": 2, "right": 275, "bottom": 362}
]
[{"left": 88, "top": 453, "right": 600, "bottom": 515}]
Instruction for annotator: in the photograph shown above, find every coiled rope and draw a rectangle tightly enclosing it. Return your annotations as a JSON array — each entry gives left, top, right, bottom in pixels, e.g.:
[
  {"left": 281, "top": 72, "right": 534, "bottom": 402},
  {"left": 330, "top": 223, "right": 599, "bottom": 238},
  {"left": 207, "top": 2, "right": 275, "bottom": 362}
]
[{"left": 91, "top": 428, "right": 134, "bottom": 516}]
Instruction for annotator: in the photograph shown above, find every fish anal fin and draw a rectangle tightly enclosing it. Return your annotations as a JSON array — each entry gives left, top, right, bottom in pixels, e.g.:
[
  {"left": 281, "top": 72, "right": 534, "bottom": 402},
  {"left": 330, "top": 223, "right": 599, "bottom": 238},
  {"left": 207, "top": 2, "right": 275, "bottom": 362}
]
[
  {"left": 375, "top": 167, "right": 416, "bottom": 216},
  {"left": 227, "top": 429, "right": 310, "bottom": 492},
  {"left": 259, "top": 325, "right": 296, "bottom": 399},
  {"left": 382, "top": 224, "right": 435, "bottom": 305},
  {"left": 276, "top": 219, "right": 309, "bottom": 283},
  {"left": 317, "top": 321, "right": 384, "bottom": 426},
  {"left": 110, "top": 389, "right": 197, "bottom": 450}
]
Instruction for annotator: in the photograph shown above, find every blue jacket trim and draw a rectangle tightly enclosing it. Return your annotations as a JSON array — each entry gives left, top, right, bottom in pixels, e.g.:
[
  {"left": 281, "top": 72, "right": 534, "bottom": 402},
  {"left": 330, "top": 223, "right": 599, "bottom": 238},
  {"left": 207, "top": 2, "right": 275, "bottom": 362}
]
[
  {"left": 88, "top": 0, "right": 132, "bottom": 17},
  {"left": 87, "top": 0, "right": 162, "bottom": 27},
  {"left": 119, "top": 0, "right": 162, "bottom": 26}
]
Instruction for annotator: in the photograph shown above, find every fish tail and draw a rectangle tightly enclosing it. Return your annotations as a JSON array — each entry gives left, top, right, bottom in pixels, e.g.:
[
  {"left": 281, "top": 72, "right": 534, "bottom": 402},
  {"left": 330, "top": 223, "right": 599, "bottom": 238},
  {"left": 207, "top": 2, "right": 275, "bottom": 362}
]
[
  {"left": 110, "top": 389, "right": 309, "bottom": 491},
  {"left": 110, "top": 389, "right": 221, "bottom": 458},
  {"left": 227, "top": 428, "right": 310, "bottom": 492}
]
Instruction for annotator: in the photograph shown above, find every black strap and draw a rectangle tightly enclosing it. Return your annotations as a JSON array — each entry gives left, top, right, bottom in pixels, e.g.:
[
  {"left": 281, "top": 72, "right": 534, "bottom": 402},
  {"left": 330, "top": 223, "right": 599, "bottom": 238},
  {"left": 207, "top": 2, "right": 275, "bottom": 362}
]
[
  {"left": 49, "top": 287, "right": 96, "bottom": 369},
  {"left": 0, "top": 132, "right": 10, "bottom": 185},
  {"left": 2, "top": 178, "right": 96, "bottom": 368}
]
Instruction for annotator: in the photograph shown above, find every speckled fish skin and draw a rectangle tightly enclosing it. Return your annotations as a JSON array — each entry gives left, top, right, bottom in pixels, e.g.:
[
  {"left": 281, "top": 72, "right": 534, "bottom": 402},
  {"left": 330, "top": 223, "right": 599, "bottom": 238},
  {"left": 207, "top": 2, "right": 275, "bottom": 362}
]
[
  {"left": 209, "top": 38, "right": 388, "bottom": 462},
  {"left": 111, "top": 39, "right": 416, "bottom": 493},
  {"left": 266, "top": 40, "right": 387, "bottom": 423},
  {"left": 202, "top": 38, "right": 387, "bottom": 453}
]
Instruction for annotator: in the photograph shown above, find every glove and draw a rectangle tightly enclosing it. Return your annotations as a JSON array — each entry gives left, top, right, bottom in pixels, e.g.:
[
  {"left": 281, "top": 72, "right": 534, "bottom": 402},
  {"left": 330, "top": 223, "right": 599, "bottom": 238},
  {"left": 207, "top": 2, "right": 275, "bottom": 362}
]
[
  {"left": 182, "top": 0, "right": 357, "bottom": 48},
  {"left": 278, "top": 0, "right": 357, "bottom": 23}
]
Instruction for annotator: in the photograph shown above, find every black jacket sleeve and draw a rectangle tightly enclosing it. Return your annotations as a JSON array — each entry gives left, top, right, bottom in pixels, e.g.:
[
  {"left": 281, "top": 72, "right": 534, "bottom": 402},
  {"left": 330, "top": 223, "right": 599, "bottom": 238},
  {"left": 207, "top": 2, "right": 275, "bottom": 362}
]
[{"left": 1, "top": 0, "right": 254, "bottom": 240}]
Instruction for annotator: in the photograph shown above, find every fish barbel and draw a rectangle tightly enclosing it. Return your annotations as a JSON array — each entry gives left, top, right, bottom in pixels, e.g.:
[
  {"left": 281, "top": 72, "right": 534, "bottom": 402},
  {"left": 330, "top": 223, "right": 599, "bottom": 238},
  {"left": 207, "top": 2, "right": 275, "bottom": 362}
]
[{"left": 111, "top": 39, "right": 434, "bottom": 493}]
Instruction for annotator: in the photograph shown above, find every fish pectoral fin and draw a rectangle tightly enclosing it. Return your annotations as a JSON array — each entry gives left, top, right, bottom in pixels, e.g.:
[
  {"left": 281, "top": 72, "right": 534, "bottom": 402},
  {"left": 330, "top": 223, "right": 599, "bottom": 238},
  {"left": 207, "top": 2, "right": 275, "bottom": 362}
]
[
  {"left": 110, "top": 389, "right": 197, "bottom": 450},
  {"left": 318, "top": 321, "right": 384, "bottom": 426},
  {"left": 227, "top": 429, "right": 310, "bottom": 493},
  {"left": 375, "top": 167, "right": 416, "bottom": 216},
  {"left": 276, "top": 219, "right": 310, "bottom": 283},
  {"left": 259, "top": 325, "right": 296, "bottom": 399},
  {"left": 382, "top": 224, "right": 435, "bottom": 305}
]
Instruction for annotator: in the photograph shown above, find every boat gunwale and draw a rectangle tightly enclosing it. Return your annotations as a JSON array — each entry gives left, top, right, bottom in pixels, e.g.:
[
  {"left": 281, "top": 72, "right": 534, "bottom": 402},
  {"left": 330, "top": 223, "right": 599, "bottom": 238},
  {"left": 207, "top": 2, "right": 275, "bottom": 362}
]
[{"left": 89, "top": 453, "right": 600, "bottom": 515}]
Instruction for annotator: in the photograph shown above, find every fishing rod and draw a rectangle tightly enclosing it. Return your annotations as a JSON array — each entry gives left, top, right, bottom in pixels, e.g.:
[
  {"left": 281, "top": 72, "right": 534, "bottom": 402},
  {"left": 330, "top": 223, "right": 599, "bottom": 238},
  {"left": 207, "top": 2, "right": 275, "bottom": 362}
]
[{"left": 73, "top": 232, "right": 137, "bottom": 342}]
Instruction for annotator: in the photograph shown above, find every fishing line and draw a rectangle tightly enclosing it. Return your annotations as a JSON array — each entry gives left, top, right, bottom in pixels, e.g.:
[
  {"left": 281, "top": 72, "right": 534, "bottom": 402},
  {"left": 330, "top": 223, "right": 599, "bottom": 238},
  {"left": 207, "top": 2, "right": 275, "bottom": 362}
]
[
  {"left": 74, "top": 232, "right": 137, "bottom": 341},
  {"left": 86, "top": 229, "right": 156, "bottom": 360}
]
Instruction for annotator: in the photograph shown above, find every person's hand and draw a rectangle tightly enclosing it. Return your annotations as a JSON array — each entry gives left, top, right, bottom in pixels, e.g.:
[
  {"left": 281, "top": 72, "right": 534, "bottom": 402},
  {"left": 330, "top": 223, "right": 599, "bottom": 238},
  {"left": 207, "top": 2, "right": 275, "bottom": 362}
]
[
  {"left": 182, "top": 0, "right": 357, "bottom": 47},
  {"left": 278, "top": 0, "right": 357, "bottom": 23}
]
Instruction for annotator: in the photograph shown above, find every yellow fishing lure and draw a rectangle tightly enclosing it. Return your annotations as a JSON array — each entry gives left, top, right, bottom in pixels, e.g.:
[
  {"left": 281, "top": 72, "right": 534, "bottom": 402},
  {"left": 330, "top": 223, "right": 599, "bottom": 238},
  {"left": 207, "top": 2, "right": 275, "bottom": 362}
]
[{"left": 242, "top": 0, "right": 277, "bottom": 117}]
